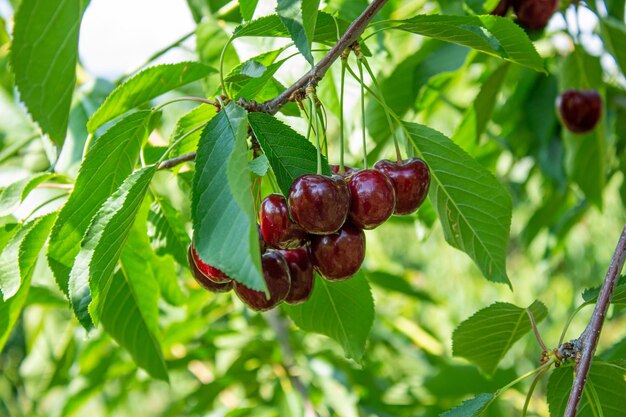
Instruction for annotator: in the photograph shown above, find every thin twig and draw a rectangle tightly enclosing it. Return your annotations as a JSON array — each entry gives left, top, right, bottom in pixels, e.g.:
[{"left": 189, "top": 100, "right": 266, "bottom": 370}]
[
  {"left": 564, "top": 225, "right": 626, "bottom": 417},
  {"left": 157, "top": 152, "right": 196, "bottom": 170}
]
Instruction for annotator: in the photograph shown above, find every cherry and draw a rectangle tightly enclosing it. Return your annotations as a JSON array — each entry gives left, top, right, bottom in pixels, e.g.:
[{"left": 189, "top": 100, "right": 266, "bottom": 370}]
[
  {"left": 280, "top": 248, "right": 315, "bottom": 304},
  {"left": 557, "top": 89, "right": 602, "bottom": 134},
  {"left": 234, "top": 250, "right": 291, "bottom": 311},
  {"left": 309, "top": 223, "right": 365, "bottom": 281},
  {"left": 330, "top": 164, "right": 358, "bottom": 177},
  {"left": 257, "top": 224, "right": 267, "bottom": 254},
  {"left": 346, "top": 169, "right": 395, "bottom": 229},
  {"left": 373, "top": 158, "right": 430, "bottom": 215},
  {"left": 187, "top": 246, "right": 233, "bottom": 293},
  {"left": 260, "top": 194, "right": 307, "bottom": 249},
  {"left": 512, "top": 0, "right": 558, "bottom": 30},
  {"left": 288, "top": 174, "right": 350, "bottom": 234},
  {"left": 189, "top": 245, "right": 232, "bottom": 284},
  {"left": 490, "top": 0, "right": 510, "bottom": 15}
]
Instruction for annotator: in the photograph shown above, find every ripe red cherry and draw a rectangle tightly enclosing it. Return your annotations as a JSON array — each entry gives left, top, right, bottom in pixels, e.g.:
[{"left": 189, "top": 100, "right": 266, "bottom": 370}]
[
  {"left": 234, "top": 250, "right": 291, "bottom": 311},
  {"left": 260, "top": 194, "right": 307, "bottom": 249},
  {"left": 187, "top": 246, "right": 233, "bottom": 293},
  {"left": 373, "top": 158, "right": 430, "bottom": 215},
  {"left": 491, "top": 0, "right": 510, "bottom": 15},
  {"left": 346, "top": 169, "right": 395, "bottom": 229},
  {"left": 309, "top": 223, "right": 365, "bottom": 281},
  {"left": 288, "top": 174, "right": 350, "bottom": 234},
  {"left": 513, "top": 0, "right": 558, "bottom": 30},
  {"left": 557, "top": 89, "right": 602, "bottom": 134},
  {"left": 280, "top": 248, "right": 315, "bottom": 304},
  {"left": 257, "top": 224, "right": 267, "bottom": 254},
  {"left": 330, "top": 164, "right": 358, "bottom": 177},
  {"left": 189, "top": 245, "right": 232, "bottom": 284}
]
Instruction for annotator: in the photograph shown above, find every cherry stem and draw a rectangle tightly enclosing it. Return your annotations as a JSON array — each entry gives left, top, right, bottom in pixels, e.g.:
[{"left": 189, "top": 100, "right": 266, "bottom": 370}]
[
  {"left": 526, "top": 308, "right": 549, "bottom": 353},
  {"left": 521, "top": 364, "right": 550, "bottom": 417},
  {"left": 356, "top": 57, "right": 368, "bottom": 170},
  {"left": 359, "top": 54, "right": 402, "bottom": 162},
  {"left": 315, "top": 102, "right": 328, "bottom": 159},
  {"left": 307, "top": 91, "right": 322, "bottom": 175},
  {"left": 339, "top": 57, "right": 347, "bottom": 175},
  {"left": 558, "top": 303, "right": 590, "bottom": 346}
]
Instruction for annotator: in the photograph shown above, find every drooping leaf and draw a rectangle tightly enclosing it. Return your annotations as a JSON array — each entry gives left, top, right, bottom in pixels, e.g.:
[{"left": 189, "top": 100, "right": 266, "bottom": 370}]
[
  {"left": 87, "top": 62, "right": 214, "bottom": 133},
  {"left": 440, "top": 393, "right": 494, "bottom": 417},
  {"left": 48, "top": 111, "right": 153, "bottom": 296},
  {"left": 0, "top": 173, "right": 57, "bottom": 216},
  {"left": 276, "top": 0, "right": 320, "bottom": 64},
  {"left": 148, "top": 196, "right": 190, "bottom": 267},
  {"left": 68, "top": 166, "right": 157, "bottom": 329},
  {"left": 452, "top": 301, "right": 547, "bottom": 374},
  {"left": 0, "top": 213, "right": 56, "bottom": 351},
  {"left": 284, "top": 273, "right": 374, "bottom": 362},
  {"left": 168, "top": 104, "right": 217, "bottom": 160},
  {"left": 404, "top": 122, "right": 512, "bottom": 285},
  {"left": 394, "top": 15, "right": 544, "bottom": 72},
  {"left": 11, "top": 0, "right": 89, "bottom": 145},
  {"left": 547, "top": 361, "right": 626, "bottom": 417},
  {"left": 248, "top": 112, "right": 331, "bottom": 196},
  {"left": 192, "top": 102, "right": 264, "bottom": 291}
]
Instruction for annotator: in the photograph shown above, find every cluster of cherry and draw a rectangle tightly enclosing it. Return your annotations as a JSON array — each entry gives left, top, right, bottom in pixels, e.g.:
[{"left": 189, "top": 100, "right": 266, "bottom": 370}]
[{"left": 188, "top": 158, "right": 430, "bottom": 311}]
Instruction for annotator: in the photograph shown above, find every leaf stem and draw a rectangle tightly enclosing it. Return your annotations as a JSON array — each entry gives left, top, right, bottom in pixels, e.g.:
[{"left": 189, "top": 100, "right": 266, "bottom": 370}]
[
  {"left": 521, "top": 365, "right": 550, "bottom": 417},
  {"left": 558, "top": 302, "right": 590, "bottom": 346},
  {"left": 526, "top": 308, "right": 549, "bottom": 353},
  {"left": 157, "top": 122, "right": 208, "bottom": 166}
]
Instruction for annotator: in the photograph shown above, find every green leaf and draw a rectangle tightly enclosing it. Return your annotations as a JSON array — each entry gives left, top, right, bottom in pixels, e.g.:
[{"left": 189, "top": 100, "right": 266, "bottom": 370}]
[
  {"left": 11, "top": 0, "right": 89, "bottom": 145},
  {"left": 395, "top": 15, "right": 544, "bottom": 72},
  {"left": 236, "top": 59, "right": 288, "bottom": 100},
  {"left": 547, "top": 361, "right": 626, "bottom": 417},
  {"left": 284, "top": 272, "right": 374, "bottom": 362},
  {"left": 452, "top": 301, "right": 547, "bottom": 374},
  {"left": 601, "top": 18, "right": 626, "bottom": 76},
  {"left": 581, "top": 277, "right": 626, "bottom": 305},
  {"left": 248, "top": 112, "right": 331, "bottom": 195},
  {"left": 148, "top": 197, "right": 190, "bottom": 267},
  {"left": 25, "top": 285, "right": 68, "bottom": 308},
  {"left": 68, "top": 166, "right": 156, "bottom": 329},
  {"left": 0, "top": 213, "right": 56, "bottom": 351},
  {"left": 240, "top": 0, "right": 259, "bottom": 20},
  {"left": 168, "top": 104, "right": 217, "bottom": 160},
  {"left": 87, "top": 62, "right": 214, "bottom": 133},
  {"left": 276, "top": 0, "right": 320, "bottom": 64},
  {"left": 440, "top": 393, "right": 494, "bottom": 417},
  {"left": 192, "top": 102, "right": 264, "bottom": 291},
  {"left": 249, "top": 154, "right": 270, "bottom": 177},
  {"left": 363, "top": 270, "right": 435, "bottom": 302},
  {"left": 225, "top": 48, "right": 285, "bottom": 83},
  {"left": 48, "top": 110, "right": 153, "bottom": 296},
  {"left": 404, "top": 122, "right": 512, "bottom": 285},
  {"left": 0, "top": 172, "right": 56, "bottom": 216}
]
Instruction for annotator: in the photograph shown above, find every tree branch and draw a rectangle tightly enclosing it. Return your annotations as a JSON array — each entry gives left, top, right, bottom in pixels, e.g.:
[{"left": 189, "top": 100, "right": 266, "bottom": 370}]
[
  {"left": 564, "top": 224, "right": 626, "bottom": 417},
  {"left": 158, "top": 0, "right": 388, "bottom": 170}
]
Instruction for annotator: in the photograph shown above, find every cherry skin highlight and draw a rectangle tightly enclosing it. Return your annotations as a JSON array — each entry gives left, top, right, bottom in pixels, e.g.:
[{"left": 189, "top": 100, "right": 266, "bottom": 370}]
[
  {"left": 512, "top": 0, "right": 558, "bottom": 30},
  {"left": 557, "top": 89, "right": 602, "bottom": 134},
  {"left": 234, "top": 250, "right": 291, "bottom": 311},
  {"left": 346, "top": 169, "right": 396, "bottom": 229},
  {"left": 374, "top": 158, "right": 430, "bottom": 215},
  {"left": 280, "top": 248, "right": 315, "bottom": 304},
  {"left": 309, "top": 223, "right": 366, "bottom": 281},
  {"left": 187, "top": 246, "right": 233, "bottom": 293},
  {"left": 190, "top": 245, "right": 232, "bottom": 284},
  {"left": 260, "top": 194, "right": 307, "bottom": 249},
  {"left": 288, "top": 174, "right": 350, "bottom": 234}
]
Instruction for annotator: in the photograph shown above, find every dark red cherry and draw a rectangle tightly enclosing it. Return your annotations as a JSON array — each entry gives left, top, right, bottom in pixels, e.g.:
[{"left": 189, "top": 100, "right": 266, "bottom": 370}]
[
  {"left": 234, "top": 250, "right": 291, "bottom": 311},
  {"left": 187, "top": 246, "right": 233, "bottom": 293},
  {"left": 260, "top": 194, "right": 307, "bottom": 249},
  {"left": 280, "top": 248, "right": 315, "bottom": 304},
  {"left": 288, "top": 174, "right": 350, "bottom": 234},
  {"left": 513, "top": 0, "right": 558, "bottom": 30},
  {"left": 330, "top": 164, "right": 358, "bottom": 177},
  {"left": 491, "top": 0, "right": 510, "bottom": 15},
  {"left": 346, "top": 169, "right": 396, "bottom": 229},
  {"left": 309, "top": 224, "right": 365, "bottom": 281},
  {"left": 257, "top": 224, "right": 267, "bottom": 254},
  {"left": 373, "top": 158, "right": 430, "bottom": 215},
  {"left": 190, "top": 245, "right": 232, "bottom": 284},
  {"left": 557, "top": 89, "right": 602, "bottom": 134}
]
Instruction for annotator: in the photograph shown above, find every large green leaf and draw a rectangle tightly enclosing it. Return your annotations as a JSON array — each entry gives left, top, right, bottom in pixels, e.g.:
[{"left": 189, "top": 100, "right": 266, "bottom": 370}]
[
  {"left": 284, "top": 273, "right": 374, "bottom": 362},
  {"left": 547, "top": 361, "right": 626, "bottom": 417},
  {"left": 404, "top": 122, "right": 512, "bottom": 284},
  {"left": 192, "top": 102, "right": 264, "bottom": 291},
  {"left": 168, "top": 104, "right": 217, "bottom": 159},
  {"left": 0, "top": 173, "right": 56, "bottom": 216},
  {"left": 87, "top": 62, "right": 214, "bottom": 133},
  {"left": 48, "top": 110, "right": 153, "bottom": 296},
  {"left": 248, "top": 112, "right": 330, "bottom": 196},
  {"left": 394, "top": 15, "right": 544, "bottom": 72},
  {"left": 601, "top": 18, "right": 626, "bottom": 76},
  {"left": 0, "top": 213, "right": 56, "bottom": 351},
  {"left": 148, "top": 196, "right": 190, "bottom": 267},
  {"left": 11, "top": 0, "right": 89, "bottom": 145},
  {"left": 452, "top": 301, "right": 547, "bottom": 374},
  {"left": 68, "top": 166, "right": 157, "bottom": 329},
  {"left": 440, "top": 393, "right": 494, "bottom": 417},
  {"left": 276, "top": 0, "right": 320, "bottom": 64}
]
